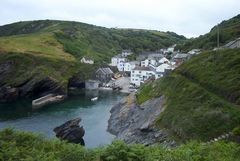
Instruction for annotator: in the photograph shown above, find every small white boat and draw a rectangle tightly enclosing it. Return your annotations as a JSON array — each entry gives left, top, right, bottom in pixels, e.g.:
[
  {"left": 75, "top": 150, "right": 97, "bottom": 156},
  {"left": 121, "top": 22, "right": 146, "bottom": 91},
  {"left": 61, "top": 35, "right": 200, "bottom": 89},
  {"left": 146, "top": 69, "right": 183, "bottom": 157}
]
[{"left": 91, "top": 97, "right": 98, "bottom": 101}]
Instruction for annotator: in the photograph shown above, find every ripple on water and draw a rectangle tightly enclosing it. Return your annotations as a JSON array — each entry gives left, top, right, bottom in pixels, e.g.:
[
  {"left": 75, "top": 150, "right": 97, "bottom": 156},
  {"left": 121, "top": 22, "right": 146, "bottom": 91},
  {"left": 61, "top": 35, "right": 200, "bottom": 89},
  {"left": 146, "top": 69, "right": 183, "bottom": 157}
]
[{"left": 0, "top": 90, "right": 126, "bottom": 147}]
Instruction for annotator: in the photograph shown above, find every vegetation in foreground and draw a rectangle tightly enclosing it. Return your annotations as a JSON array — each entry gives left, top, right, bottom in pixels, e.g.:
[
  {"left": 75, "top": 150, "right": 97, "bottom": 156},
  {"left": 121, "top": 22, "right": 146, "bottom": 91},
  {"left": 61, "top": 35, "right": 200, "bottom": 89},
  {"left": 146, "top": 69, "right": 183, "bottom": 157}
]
[
  {"left": 137, "top": 49, "right": 240, "bottom": 141},
  {"left": 0, "top": 128, "right": 239, "bottom": 161}
]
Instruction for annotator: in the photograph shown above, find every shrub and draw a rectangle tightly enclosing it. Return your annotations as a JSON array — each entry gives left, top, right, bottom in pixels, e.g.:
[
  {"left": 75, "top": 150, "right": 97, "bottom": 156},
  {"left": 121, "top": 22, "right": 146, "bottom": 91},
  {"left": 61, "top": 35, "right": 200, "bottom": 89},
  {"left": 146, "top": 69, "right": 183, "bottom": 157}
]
[{"left": 232, "top": 127, "right": 240, "bottom": 136}]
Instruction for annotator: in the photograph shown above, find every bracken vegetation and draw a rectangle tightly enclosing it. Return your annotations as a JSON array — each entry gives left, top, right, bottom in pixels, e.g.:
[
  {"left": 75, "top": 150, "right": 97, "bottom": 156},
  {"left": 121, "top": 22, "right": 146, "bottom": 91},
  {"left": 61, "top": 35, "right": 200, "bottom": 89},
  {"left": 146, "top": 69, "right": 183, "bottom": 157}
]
[
  {"left": 0, "top": 128, "right": 240, "bottom": 161},
  {"left": 137, "top": 49, "right": 240, "bottom": 141}
]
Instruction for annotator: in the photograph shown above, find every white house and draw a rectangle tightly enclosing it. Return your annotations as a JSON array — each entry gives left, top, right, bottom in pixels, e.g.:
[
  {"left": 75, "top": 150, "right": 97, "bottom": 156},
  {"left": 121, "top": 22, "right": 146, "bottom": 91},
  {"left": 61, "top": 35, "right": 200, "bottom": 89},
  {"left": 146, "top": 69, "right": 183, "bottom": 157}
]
[
  {"left": 80, "top": 57, "right": 94, "bottom": 64},
  {"left": 130, "top": 66, "right": 155, "bottom": 86},
  {"left": 117, "top": 61, "right": 138, "bottom": 72},
  {"left": 121, "top": 50, "right": 132, "bottom": 57},
  {"left": 156, "top": 63, "right": 171, "bottom": 73},
  {"left": 141, "top": 58, "right": 157, "bottom": 67},
  {"left": 167, "top": 44, "right": 176, "bottom": 53},
  {"left": 117, "top": 62, "right": 125, "bottom": 71},
  {"left": 158, "top": 57, "right": 170, "bottom": 64},
  {"left": 173, "top": 53, "right": 189, "bottom": 65},
  {"left": 111, "top": 55, "right": 126, "bottom": 66},
  {"left": 123, "top": 61, "right": 138, "bottom": 72},
  {"left": 188, "top": 49, "right": 201, "bottom": 55},
  {"left": 155, "top": 63, "right": 173, "bottom": 79}
]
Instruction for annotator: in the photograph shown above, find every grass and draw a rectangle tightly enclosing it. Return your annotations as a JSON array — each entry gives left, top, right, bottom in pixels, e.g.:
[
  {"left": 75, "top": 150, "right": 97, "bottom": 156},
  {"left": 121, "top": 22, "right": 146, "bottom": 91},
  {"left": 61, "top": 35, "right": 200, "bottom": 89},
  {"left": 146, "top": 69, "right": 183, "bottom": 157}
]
[
  {"left": 0, "top": 128, "right": 240, "bottom": 161},
  {"left": 136, "top": 49, "right": 240, "bottom": 141},
  {"left": 0, "top": 32, "right": 78, "bottom": 87}
]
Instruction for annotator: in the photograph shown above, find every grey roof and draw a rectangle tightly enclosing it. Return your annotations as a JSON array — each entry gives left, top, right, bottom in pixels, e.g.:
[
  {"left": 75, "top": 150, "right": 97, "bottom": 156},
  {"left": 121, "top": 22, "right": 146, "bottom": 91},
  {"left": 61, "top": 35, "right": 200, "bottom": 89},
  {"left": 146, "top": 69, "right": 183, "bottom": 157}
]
[
  {"left": 132, "top": 66, "right": 155, "bottom": 71},
  {"left": 122, "top": 49, "right": 131, "bottom": 53},
  {"left": 173, "top": 53, "right": 189, "bottom": 59},
  {"left": 128, "top": 61, "right": 140, "bottom": 65},
  {"left": 82, "top": 56, "right": 93, "bottom": 61},
  {"left": 113, "top": 54, "right": 124, "bottom": 58},
  {"left": 96, "top": 67, "right": 114, "bottom": 75}
]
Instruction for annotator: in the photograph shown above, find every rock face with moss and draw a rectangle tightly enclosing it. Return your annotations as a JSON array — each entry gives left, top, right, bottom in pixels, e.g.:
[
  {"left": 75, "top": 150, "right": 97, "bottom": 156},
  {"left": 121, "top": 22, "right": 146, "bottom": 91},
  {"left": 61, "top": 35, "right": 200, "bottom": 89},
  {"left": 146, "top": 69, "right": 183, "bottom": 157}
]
[
  {"left": 108, "top": 94, "right": 175, "bottom": 146},
  {"left": 136, "top": 49, "right": 240, "bottom": 142}
]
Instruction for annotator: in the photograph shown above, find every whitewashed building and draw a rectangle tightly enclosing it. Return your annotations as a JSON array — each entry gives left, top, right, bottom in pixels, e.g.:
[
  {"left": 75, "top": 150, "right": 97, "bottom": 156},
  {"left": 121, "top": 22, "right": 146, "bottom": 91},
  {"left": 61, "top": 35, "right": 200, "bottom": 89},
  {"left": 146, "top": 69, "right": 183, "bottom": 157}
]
[
  {"left": 111, "top": 55, "right": 126, "bottom": 66},
  {"left": 117, "top": 62, "right": 125, "bottom": 71},
  {"left": 158, "top": 57, "right": 170, "bottom": 64},
  {"left": 130, "top": 66, "right": 155, "bottom": 86},
  {"left": 188, "top": 49, "right": 201, "bottom": 55},
  {"left": 141, "top": 58, "right": 157, "bottom": 67},
  {"left": 80, "top": 57, "right": 94, "bottom": 64},
  {"left": 121, "top": 50, "right": 132, "bottom": 57},
  {"left": 173, "top": 53, "right": 189, "bottom": 65},
  {"left": 167, "top": 44, "right": 176, "bottom": 53},
  {"left": 123, "top": 61, "right": 138, "bottom": 72},
  {"left": 117, "top": 61, "right": 139, "bottom": 72}
]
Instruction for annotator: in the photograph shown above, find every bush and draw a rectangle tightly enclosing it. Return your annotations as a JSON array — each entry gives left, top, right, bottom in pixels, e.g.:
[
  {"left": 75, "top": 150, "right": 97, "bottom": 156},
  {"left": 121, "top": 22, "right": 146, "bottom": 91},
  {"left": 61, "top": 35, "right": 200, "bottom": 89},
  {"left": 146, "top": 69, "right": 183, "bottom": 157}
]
[
  {"left": 232, "top": 127, "right": 240, "bottom": 136},
  {"left": 1, "top": 129, "right": 240, "bottom": 161}
]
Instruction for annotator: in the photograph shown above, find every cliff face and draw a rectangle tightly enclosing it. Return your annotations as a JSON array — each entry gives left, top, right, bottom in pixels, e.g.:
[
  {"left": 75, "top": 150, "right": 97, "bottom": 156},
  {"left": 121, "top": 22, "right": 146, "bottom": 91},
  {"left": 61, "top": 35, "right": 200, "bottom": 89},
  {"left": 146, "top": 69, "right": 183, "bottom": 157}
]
[
  {"left": 108, "top": 94, "right": 175, "bottom": 146},
  {"left": 136, "top": 49, "right": 240, "bottom": 141}
]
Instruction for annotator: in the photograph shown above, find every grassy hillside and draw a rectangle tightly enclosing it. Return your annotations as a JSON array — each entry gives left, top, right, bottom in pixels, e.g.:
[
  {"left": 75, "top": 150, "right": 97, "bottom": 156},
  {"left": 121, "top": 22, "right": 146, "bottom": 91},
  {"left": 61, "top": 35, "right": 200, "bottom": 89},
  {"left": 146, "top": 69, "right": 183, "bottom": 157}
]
[
  {"left": 0, "top": 20, "right": 186, "bottom": 97},
  {"left": 137, "top": 49, "right": 240, "bottom": 141},
  {"left": 0, "top": 128, "right": 239, "bottom": 161},
  {"left": 0, "top": 20, "right": 186, "bottom": 62},
  {"left": 0, "top": 32, "right": 76, "bottom": 86},
  {"left": 178, "top": 14, "right": 240, "bottom": 51}
]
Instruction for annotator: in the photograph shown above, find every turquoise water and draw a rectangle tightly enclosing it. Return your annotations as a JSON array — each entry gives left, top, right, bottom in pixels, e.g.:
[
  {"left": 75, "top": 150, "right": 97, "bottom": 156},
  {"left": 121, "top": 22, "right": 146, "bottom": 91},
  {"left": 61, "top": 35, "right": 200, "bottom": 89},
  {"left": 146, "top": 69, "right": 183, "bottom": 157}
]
[{"left": 0, "top": 90, "right": 125, "bottom": 147}]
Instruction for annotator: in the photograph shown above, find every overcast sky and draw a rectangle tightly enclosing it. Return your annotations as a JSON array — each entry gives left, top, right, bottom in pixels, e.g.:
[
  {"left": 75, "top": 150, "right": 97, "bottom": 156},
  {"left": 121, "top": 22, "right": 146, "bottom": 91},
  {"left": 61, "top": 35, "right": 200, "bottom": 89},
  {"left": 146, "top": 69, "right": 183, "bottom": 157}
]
[{"left": 0, "top": 0, "right": 239, "bottom": 38}]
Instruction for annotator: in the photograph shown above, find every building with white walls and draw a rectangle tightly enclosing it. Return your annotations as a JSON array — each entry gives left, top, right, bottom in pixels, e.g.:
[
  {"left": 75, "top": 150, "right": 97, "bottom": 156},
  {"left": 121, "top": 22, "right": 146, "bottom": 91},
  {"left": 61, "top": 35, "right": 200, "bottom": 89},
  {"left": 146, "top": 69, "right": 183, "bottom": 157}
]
[
  {"left": 130, "top": 66, "right": 155, "bottom": 86},
  {"left": 111, "top": 55, "right": 126, "bottom": 66},
  {"left": 121, "top": 50, "right": 132, "bottom": 57}
]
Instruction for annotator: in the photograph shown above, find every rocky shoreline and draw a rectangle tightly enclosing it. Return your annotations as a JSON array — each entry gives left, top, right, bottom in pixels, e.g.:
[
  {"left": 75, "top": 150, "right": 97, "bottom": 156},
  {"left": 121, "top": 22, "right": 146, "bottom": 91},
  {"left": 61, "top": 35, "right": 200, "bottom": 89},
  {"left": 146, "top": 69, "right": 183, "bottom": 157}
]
[{"left": 107, "top": 93, "right": 175, "bottom": 146}]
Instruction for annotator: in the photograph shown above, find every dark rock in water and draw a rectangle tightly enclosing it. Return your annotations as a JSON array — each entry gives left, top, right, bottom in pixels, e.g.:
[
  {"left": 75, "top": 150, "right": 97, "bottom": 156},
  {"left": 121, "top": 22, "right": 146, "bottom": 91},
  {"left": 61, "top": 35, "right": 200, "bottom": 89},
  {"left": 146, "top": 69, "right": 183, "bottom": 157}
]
[
  {"left": 0, "top": 86, "right": 19, "bottom": 102},
  {"left": 53, "top": 118, "right": 85, "bottom": 145}
]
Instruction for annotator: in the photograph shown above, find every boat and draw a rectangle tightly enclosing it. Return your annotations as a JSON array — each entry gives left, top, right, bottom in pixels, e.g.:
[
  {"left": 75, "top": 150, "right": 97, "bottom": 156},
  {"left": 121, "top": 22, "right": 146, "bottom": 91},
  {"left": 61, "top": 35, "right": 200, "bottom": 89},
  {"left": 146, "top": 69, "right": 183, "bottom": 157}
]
[{"left": 91, "top": 97, "right": 98, "bottom": 101}]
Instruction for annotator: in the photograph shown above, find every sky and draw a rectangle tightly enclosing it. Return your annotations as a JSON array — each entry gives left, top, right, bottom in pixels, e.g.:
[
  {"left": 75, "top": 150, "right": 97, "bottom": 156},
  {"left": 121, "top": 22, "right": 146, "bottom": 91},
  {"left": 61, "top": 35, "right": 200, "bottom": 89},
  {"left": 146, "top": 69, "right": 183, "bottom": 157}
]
[{"left": 0, "top": 0, "right": 239, "bottom": 38}]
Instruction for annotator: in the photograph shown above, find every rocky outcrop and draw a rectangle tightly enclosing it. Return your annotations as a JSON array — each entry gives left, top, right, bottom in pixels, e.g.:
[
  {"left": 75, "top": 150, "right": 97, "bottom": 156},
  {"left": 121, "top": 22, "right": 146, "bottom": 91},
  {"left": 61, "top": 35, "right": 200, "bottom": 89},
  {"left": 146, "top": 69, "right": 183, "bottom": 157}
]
[
  {"left": 19, "top": 77, "right": 65, "bottom": 98},
  {"left": 53, "top": 118, "right": 85, "bottom": 145},
  {"left": 68, "top": 75, "right": 85, "bottom": 88},
  {"left": 0, "top": 59, "right": 66, "bottom": 101},
  {"left": 0, "top": 86, "right": 19, "bottom": 102},
  {"left": 108, "top": 94, "right": 175, "bottom": 146}
]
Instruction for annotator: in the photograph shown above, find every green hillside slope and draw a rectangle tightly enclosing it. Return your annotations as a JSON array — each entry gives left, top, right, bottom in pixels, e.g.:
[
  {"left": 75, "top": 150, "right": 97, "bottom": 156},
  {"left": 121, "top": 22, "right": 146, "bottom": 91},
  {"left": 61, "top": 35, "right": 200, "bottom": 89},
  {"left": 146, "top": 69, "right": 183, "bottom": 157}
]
[
  {"left": 137, "top": 49, "right": 240, "bottom": 141},
  {"left": 178, "top": 14, "right": 240, "bottom": 51},
  {"left": 0, "top": 20, "right": 186, "bottom": 62},
  {"left": 0, "top": 32, "right": 77, "bottom": 87},
  {"left": 0, "top": 20, "right": 185, "bottom": 99}
]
